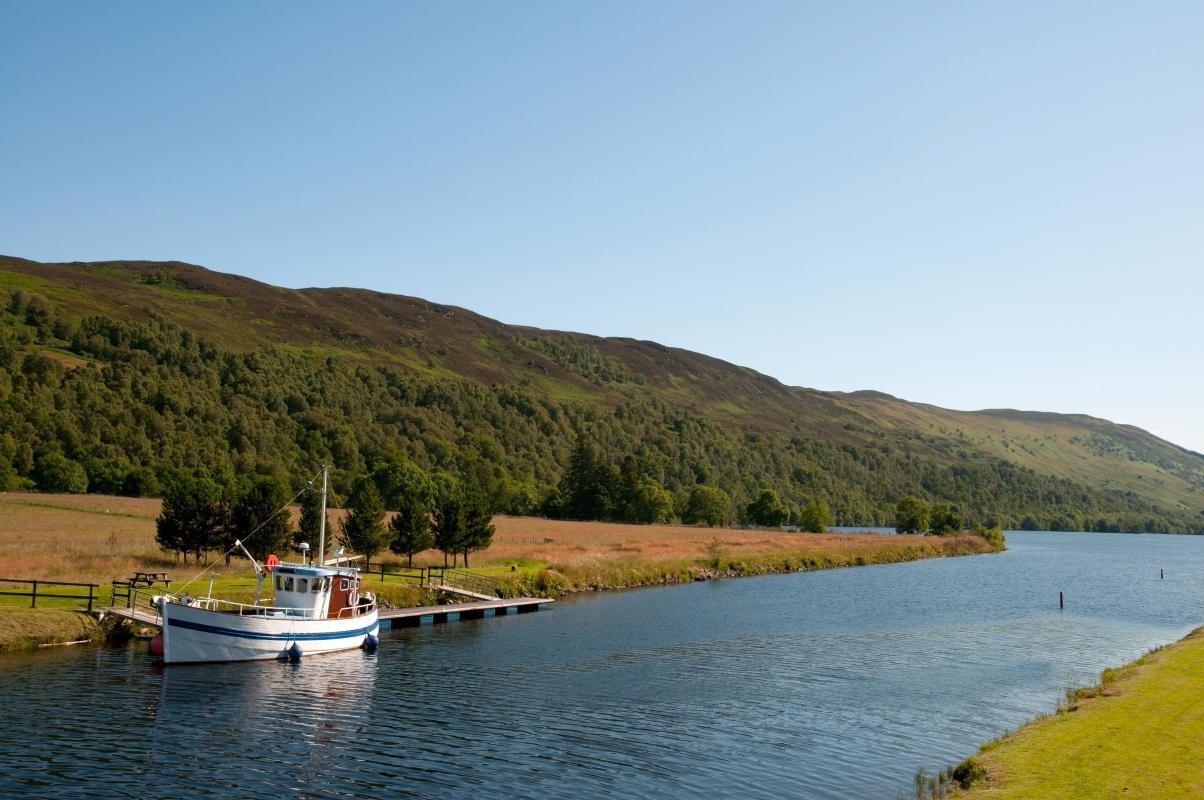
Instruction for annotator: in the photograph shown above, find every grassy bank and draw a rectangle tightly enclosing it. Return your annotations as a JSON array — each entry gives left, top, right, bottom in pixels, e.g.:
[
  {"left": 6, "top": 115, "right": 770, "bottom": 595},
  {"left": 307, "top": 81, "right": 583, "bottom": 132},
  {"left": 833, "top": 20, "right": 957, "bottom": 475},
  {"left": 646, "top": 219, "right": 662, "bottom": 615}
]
[
  {"left": 953, "top": 627, "right": 1204, "bottom": 799},
  {"left": 0, "top": 491, "right": 1003, "bottom": 647},
  {"left": 0, "top": 608, "right": 101, "bottom": 651},
  {"left": 495, "top": 532, "right": 998, "bottom": 596}
]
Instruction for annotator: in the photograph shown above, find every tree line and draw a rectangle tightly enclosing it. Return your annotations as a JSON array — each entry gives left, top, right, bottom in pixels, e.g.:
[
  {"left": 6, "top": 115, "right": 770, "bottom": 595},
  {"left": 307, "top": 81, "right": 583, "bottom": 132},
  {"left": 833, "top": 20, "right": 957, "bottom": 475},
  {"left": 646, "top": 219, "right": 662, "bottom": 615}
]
[
  {"left": 3, "top": 287, "right": 1201, "bottom": 535},
  {"left": 155, "top": 454, "right": 494, "bottom": 569}
]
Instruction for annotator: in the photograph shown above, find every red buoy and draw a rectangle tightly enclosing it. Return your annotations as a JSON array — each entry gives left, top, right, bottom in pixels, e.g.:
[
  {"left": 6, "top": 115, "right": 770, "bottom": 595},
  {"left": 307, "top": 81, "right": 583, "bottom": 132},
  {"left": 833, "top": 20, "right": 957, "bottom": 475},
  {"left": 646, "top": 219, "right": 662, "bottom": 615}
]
[
  {"left": 149, "top": 632, "right": 164, "bottom": 657},
  {"left": 265, "top": 554, "right": 280, "bottom": 571}
]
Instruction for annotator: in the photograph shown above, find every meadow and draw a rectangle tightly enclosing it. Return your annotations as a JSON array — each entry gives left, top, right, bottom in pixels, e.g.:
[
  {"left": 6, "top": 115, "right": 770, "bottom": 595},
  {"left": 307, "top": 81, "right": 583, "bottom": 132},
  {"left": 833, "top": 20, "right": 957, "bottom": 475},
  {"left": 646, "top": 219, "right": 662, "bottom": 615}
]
[{"left": 0, "top": 490, "right": 998, "bottom": 608}]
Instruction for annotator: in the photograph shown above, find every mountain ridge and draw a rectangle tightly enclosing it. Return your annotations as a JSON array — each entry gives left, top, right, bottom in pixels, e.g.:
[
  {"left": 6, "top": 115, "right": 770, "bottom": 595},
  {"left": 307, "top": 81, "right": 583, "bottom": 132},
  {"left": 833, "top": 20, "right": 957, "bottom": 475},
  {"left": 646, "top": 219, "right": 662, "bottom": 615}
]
[{"left": 1, "top": 254, "right": 1201, "bottom": 532}]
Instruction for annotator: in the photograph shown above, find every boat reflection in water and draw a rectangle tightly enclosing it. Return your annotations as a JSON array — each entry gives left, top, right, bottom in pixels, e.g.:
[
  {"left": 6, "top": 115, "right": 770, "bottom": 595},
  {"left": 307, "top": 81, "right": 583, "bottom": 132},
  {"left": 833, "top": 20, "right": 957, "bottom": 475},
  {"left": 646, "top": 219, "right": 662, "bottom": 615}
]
[{"left": 147, "top": 646, "right": 383, "bottom": 797}]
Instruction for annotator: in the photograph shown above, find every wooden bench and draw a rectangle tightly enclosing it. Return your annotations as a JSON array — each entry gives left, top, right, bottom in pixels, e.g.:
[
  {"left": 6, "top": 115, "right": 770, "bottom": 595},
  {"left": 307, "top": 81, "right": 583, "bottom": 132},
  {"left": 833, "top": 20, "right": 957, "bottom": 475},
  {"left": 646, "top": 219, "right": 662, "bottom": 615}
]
[{"left": 129, "top": 571, "right": 170, "bottom": 588}]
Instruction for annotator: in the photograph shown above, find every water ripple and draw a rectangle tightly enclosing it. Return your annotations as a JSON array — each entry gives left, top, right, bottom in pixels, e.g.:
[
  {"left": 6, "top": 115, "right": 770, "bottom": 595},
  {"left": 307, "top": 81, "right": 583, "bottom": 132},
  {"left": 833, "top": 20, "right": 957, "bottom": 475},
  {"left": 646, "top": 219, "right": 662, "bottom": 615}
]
[{"left": 0, "top": 532, "right": 1201, "bottom": 798}]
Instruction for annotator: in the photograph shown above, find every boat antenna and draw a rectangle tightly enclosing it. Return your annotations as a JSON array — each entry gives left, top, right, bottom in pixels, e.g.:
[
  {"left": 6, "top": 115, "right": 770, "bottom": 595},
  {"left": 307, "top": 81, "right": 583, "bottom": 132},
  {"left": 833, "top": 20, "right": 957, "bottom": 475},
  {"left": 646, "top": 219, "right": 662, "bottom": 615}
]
[{"left": 317, "top": 464, "right": 329, "bottom": 567}]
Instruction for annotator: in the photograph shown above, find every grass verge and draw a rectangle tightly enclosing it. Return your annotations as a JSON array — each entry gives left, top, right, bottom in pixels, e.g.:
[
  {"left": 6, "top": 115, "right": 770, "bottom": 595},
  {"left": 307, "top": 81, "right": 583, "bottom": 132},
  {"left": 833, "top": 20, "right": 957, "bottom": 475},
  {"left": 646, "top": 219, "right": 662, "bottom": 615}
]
[
  {"left": 0, "top": 608, "right": 101, "bottom": 651},
  {"left": 953, "top": 627, "right": 1204, "bottom": 799},
  {"left": 494, "top": 533, "right": 998, "bottom": 597}
]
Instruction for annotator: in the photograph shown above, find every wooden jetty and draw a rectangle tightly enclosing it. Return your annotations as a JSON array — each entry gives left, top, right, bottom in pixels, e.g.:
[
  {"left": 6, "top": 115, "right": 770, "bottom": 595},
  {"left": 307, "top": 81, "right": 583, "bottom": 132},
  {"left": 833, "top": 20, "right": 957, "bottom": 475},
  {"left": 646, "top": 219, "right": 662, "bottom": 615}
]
[{"left": 379, "top": 596, "right": 551, "bottom": 626}]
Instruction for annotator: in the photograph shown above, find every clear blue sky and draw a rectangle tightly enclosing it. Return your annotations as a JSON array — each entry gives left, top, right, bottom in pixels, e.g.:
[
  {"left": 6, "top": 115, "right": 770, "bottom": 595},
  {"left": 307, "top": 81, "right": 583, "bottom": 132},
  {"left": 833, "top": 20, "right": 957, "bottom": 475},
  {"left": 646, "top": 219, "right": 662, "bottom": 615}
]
[{"left": 3, "top": 2, "right": 1202, "bottom": 452}]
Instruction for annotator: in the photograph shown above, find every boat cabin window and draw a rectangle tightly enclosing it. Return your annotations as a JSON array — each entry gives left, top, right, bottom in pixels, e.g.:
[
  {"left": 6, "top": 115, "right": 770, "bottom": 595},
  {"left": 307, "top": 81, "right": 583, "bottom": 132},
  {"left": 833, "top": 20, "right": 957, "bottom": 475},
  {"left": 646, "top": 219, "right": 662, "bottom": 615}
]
[
  {"left": 284, "top": 577, "right": 294, "bottom": 591},
  {"left": 312, "top": 578, "right": 324, "bottom": 593},
  {"left": 275, "top": 575, "right": 283, "bottom": 591},
  {"left": 297, "top": 578, "right": 308, "bottom": 593},
  {"left": 340, "top": 578, "right": 349, "bottom": 591}
]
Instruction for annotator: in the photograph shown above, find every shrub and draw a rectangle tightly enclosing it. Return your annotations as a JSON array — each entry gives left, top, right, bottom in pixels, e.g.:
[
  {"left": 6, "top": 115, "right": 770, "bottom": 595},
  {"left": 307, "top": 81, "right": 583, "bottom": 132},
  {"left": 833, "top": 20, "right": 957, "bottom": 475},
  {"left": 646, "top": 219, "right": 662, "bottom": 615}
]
[
  {"left": 973, "top": 523, "right": 1006, "bottom": 549},
  {"left": 951, "top": 756, "right": 987, "bottom": 788}
]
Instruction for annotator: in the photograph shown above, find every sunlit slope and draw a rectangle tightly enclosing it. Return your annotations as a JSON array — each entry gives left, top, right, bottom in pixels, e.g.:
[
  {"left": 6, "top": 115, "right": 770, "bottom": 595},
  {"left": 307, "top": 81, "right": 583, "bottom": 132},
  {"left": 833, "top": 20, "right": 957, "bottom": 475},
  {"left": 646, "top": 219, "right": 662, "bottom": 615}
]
[
  {"left": 835, "top": 393, "right": 1204, "bottom": 518},
  {"left": 2, "top": 254, "right": 1201, "bottom": 523}
]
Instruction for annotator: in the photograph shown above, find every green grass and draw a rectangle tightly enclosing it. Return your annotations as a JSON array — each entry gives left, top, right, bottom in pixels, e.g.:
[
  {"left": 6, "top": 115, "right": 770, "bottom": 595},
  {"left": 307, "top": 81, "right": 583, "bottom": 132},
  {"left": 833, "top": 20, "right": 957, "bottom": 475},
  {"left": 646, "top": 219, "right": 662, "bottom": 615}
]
[
  {"left": 957, "top": 627, "right": 1204, "bottom": 799},
  {"left": 0, "top": 608, "right": 100, "bottom": 650}
]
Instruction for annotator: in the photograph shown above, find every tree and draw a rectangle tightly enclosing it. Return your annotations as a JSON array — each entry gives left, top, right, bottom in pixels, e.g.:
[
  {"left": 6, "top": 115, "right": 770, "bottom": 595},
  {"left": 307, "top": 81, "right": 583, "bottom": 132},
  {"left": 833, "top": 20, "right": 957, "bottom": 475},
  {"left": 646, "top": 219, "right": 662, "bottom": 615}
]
[
  {"left": 683, "top": 485, "right": 733, "bottom": 527},
  {"left": 556, "top": 434, "right": 617, "bottom": 520},
  {"left": 928, "top": 502, "right": 961, "bottom": 536},
  {"left": 295, "top": 482, "right": 331, "bottom": 553},
  {"left": 630, "top": 476, "right": 674, "bottom": 523},
  {"left": 798, "top": 499, "right": 833, "bottom": 533},
  {"left": 371, "top": 452, "right": 432, "bottom": 509},
  {"left": 432, "top": 490, "right": 465, "bottom": 567},
  {"left": 615, "top": 456, "right": 674, "bottom": 523},
  {"left": 339, "top": 478, "right": 389, "bottom": 570},
  {"left": 34, "top": 451, "right": 88, "bottom": 493},
  {"left": 746, "top": 487, "right": 789, "bottom": 528},
  {"left": 895, "top": 495, "right": 930, "bottom": 534},
  {"left": 230, "top": 474, "right": 293, "bottom": 562},
  {"left": 389, "top": 492, "right": 433, "bottom": 567},
  {"left": 156, "top": 471, "right": 227, "bottom": 563},
  {"left": 459, "top": 498, "right": 495, "bottom": 569}
]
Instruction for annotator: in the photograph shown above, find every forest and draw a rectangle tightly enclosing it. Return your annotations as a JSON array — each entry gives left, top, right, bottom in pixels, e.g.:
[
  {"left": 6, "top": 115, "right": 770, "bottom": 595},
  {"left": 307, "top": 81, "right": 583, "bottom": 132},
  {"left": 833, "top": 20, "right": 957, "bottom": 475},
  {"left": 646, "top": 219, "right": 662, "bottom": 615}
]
[{"left": 2, "top": 282, "right": 1200, "bottom": 535}]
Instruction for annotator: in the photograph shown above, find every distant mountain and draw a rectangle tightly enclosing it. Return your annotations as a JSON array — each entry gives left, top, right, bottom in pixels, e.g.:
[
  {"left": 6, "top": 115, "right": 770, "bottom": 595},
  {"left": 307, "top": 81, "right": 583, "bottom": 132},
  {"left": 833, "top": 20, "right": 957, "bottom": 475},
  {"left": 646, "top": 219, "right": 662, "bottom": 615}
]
[{"left": 1, "top": 254, "right": 1201, "bottom": 532}]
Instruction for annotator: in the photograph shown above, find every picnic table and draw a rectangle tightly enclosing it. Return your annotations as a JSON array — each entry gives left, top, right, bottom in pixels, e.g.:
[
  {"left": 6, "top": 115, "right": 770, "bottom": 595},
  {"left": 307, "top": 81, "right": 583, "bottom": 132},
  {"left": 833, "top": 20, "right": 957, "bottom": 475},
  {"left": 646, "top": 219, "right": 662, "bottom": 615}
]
[{"left": 129, "top": 571, "right": 170, "bottom": 587}]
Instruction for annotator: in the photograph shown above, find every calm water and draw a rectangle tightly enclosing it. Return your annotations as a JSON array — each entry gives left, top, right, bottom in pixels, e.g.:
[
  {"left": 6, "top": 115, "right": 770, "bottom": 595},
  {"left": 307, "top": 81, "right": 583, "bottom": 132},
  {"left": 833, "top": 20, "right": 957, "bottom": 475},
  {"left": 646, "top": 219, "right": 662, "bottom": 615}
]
[{"left": 2, "top": 532, "right": 1202, "bottom": 799}]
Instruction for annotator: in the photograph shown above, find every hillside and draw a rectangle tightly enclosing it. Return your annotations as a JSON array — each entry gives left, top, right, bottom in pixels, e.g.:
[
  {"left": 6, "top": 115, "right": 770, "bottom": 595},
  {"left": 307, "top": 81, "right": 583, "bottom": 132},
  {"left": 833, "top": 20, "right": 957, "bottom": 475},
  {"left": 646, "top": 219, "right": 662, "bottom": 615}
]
[{"left": 1, "top": 255, "right": 1201, "bottom": 532}]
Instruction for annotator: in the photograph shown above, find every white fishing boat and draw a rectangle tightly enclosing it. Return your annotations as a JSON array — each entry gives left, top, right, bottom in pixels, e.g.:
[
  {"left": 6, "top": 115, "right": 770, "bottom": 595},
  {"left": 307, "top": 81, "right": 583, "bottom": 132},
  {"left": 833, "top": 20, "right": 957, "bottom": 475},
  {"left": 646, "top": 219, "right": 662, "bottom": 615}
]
[{"left": 153, "top": 466, "right": 379, "bottom": 664}]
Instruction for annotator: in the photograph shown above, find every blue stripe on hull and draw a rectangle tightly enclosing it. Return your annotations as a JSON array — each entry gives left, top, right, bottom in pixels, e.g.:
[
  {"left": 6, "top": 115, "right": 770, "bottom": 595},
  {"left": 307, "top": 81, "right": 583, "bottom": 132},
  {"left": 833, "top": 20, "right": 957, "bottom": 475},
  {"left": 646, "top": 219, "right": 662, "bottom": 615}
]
[{"left": 167, "top": 616, "right": 377, "bottom": 641}]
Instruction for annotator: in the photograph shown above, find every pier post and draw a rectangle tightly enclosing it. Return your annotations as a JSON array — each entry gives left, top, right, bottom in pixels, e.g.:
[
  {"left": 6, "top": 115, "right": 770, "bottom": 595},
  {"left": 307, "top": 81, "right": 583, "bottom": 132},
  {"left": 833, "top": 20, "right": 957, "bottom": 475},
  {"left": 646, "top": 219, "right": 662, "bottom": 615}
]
[{"left": 1059, "top": 591, "right": 1064, "bottom": 609}]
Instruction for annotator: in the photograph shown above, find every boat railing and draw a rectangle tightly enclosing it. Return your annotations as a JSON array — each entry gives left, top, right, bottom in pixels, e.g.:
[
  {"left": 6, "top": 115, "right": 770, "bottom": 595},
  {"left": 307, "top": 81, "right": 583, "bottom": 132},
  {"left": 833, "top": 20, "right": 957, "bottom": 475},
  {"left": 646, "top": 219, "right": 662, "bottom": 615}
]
[
  {"left": 335, "top": 593, "right": 379, "bottom": 618},
  {"left": 196, "top": 596, "right": 323, "bottom": 618},
  {"left": 166, "top": 593, "right": 378, "bottom": 619}
]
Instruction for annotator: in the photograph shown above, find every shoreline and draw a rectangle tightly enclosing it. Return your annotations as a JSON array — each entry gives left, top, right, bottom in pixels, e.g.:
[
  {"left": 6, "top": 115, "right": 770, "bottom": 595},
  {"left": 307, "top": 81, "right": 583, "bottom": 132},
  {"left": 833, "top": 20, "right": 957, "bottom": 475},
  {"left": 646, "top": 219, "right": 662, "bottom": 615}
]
[
  {"left": 0, "top": 609, "right": 102, "bottom": 652},
  {"left": 0, "top": 533, "right": 1001, "bottom": 651},
  {"left": 493, "top": 532, "right": 1000, "bottom": 597},
  {"left": 950, "top": 625, "right": 1204, "bottom": 798}
]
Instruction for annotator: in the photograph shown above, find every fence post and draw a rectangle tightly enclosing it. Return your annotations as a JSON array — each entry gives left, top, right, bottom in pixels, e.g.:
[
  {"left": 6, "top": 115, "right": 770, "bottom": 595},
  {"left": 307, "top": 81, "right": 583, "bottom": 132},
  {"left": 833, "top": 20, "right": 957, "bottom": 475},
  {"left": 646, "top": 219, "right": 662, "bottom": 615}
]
[
  {"left": 31, "top": 580, "right": 38, "bottom": 608},
  {"left": 87, "top": 584, "right": 95, "bottom": 613}
]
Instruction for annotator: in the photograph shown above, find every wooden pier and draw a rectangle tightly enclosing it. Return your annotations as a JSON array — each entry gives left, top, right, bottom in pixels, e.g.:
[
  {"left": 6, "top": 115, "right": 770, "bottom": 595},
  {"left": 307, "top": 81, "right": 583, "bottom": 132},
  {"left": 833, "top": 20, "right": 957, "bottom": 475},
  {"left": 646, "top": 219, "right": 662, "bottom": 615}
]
[{"left": 379, "top": 596, "right": 552, "bottom": 627}]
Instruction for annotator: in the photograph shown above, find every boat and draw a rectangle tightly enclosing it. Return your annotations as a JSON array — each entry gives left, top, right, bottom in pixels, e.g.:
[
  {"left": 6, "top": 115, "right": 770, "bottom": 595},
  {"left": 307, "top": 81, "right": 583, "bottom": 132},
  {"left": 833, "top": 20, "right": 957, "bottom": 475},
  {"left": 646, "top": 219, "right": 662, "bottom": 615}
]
[{"left": 153, "top": 466, "right": 380, "bottom": 664}]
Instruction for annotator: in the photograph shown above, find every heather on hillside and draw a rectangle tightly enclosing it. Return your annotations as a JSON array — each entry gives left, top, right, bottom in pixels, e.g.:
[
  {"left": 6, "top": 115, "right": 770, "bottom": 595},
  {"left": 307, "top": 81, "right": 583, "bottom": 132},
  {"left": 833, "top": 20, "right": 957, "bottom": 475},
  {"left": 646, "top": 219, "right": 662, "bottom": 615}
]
[{"left": 0, "top": 260, "right": 1202, "bottom": 534}]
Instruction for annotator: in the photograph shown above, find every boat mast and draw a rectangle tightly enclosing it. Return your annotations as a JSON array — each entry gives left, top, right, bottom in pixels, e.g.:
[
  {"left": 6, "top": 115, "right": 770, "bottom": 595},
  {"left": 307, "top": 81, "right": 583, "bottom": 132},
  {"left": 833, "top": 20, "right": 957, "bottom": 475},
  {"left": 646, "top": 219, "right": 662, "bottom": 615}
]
[{"left": 317, "top": 464, "right": 329, "bottom": 566}]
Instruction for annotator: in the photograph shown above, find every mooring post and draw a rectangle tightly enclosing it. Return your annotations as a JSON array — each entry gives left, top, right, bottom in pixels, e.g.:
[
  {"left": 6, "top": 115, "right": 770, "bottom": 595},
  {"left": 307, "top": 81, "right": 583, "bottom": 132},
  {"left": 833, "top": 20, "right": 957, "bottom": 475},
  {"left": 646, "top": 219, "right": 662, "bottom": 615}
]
[
  {"left": 1059, "top": 591, "right": 1064, "bottom": 609},
  {"left": 1160, "top": 569, "right": 1164, "bottom": 580}
]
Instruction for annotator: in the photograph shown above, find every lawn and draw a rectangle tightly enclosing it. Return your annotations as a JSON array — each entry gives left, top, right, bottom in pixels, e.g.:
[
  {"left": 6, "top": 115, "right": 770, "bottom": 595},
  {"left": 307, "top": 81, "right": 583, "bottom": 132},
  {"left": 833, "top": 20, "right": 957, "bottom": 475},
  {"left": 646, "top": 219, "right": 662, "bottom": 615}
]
[{"left": 957, "top": 627, "right": 1204, "bottom": 799}]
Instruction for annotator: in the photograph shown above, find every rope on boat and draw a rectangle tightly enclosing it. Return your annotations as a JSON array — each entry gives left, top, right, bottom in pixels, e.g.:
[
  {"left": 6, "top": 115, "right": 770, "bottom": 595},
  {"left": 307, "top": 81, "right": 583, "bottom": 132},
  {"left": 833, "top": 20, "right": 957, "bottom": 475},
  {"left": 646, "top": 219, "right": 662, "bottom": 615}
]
[{"left": 175, "top": 467, "right": 326, "bottom": 593}]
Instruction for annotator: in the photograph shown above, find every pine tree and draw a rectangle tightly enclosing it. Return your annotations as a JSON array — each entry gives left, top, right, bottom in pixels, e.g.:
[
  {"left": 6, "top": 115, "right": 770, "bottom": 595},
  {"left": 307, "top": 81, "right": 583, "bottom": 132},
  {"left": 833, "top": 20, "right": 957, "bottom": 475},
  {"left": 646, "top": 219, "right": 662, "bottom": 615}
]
[
  {"left": 230, "top": 475, "right": 294, "bottom": 562},
  {"left": 459, "top": 497, "right": 495, "bottom": 569},
  {"left": 156, "top": 471, "right": 228, "bottom": 564},
  {"left": 339, "top": 478, "right": 388, "bottom": 570},
  {"left": 295, "top": 484, "right": 330, "bottom": 552},
  {"left": 389, "top": 493, "right": 433, "bottom": 567},
  {"left": 432, "top": 491, "right": 465, "bottom": 567}
]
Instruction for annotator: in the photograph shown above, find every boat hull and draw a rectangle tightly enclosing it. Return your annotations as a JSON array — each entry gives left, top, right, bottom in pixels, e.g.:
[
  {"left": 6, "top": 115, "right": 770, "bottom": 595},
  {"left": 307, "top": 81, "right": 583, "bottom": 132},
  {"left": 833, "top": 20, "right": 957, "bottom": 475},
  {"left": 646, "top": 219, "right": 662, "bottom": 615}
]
[{"left": 161, "top": 601, "right": 379, "bottom": 664}]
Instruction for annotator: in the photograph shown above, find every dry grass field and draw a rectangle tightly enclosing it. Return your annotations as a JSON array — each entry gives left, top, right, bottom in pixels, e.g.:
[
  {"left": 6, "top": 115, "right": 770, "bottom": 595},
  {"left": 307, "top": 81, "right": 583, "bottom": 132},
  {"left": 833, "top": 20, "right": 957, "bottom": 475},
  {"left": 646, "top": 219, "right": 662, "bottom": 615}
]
[{"left": 0, "top": 491, "right": 998, "bottom": 597}]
